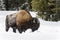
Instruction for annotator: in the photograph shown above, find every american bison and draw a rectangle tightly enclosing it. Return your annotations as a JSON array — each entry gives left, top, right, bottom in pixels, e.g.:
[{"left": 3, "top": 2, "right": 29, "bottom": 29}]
[{"left": 5, "top": 10, "right": 40, "bottom": 33}]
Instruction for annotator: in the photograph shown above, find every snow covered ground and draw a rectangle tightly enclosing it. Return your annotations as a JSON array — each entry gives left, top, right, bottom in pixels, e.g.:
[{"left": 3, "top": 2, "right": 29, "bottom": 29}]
[{"left": 0, "top": 11, "right": 60, "bottom": 40}]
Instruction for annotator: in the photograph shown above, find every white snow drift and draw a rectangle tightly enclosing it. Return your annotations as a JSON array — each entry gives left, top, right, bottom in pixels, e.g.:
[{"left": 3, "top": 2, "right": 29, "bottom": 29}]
[{"left": 0, "top": 11, "right": 60, "bottom": 40}]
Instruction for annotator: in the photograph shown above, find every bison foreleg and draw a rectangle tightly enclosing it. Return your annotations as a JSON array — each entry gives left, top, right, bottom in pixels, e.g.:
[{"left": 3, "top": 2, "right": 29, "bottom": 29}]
[{"left": 17, "top": 26, "right": 22, "bottom": 33}]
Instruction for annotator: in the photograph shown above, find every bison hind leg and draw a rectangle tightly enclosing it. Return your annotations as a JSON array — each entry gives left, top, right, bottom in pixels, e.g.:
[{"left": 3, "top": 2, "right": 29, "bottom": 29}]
[
  {"left": 6, "top": 26, "right": 9, "bottom": 32},
  {"left": 5, "top": 15, "right": 10, "bottom": 32},
  {"left": 13, "top": 27, "right": 16, "bottom": 33}
]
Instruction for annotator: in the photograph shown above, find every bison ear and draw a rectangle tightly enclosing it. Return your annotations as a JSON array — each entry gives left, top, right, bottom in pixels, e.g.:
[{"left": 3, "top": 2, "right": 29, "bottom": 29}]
[{"left": 33, "top": 19, "right": 36, "bottom": 23}]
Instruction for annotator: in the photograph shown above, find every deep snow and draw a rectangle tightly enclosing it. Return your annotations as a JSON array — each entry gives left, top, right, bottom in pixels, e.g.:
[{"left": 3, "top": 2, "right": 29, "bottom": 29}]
[{"left": 0, "top": 11, "right": 60, "bottom": 40}]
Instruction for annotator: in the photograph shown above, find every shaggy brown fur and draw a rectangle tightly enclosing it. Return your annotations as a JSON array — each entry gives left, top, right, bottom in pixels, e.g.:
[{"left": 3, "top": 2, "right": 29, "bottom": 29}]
[{"left": 16, "top": 10, "right": 32, "bottom": 26}]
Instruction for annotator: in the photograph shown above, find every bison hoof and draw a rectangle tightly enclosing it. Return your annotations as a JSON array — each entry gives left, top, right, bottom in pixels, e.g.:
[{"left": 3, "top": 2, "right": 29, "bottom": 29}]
[
  {"left": 13, "top": 31, "right": 16, "bottom": 33},
  {"left": 6, "top": 29, "right": 9, "bottom": 32}
]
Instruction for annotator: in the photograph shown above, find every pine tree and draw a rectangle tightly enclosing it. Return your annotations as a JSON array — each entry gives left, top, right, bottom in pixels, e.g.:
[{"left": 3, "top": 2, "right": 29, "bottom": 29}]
[
  {"left": 32, "top": 0, "right": 49, "bottom": 20},
  {"left": 32, "top": 0, "right": 60, "bottom": 21}
]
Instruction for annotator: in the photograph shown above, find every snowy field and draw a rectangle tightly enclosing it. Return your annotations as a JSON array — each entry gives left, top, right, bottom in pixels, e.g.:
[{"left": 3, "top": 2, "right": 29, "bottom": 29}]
[{"left": 0, "top": 11, "right": 60, "bottom": 40}]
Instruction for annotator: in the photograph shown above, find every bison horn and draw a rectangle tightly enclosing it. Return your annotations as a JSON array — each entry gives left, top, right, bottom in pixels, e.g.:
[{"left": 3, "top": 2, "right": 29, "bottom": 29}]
[{"left": 33, "top": 19, "right": 36, "bottom": 23}]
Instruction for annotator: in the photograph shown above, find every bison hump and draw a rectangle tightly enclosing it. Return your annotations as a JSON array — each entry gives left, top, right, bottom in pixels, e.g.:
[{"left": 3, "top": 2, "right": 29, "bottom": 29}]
[{"left": 16, "top": 10, "right": 32, "bottom": 26}]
